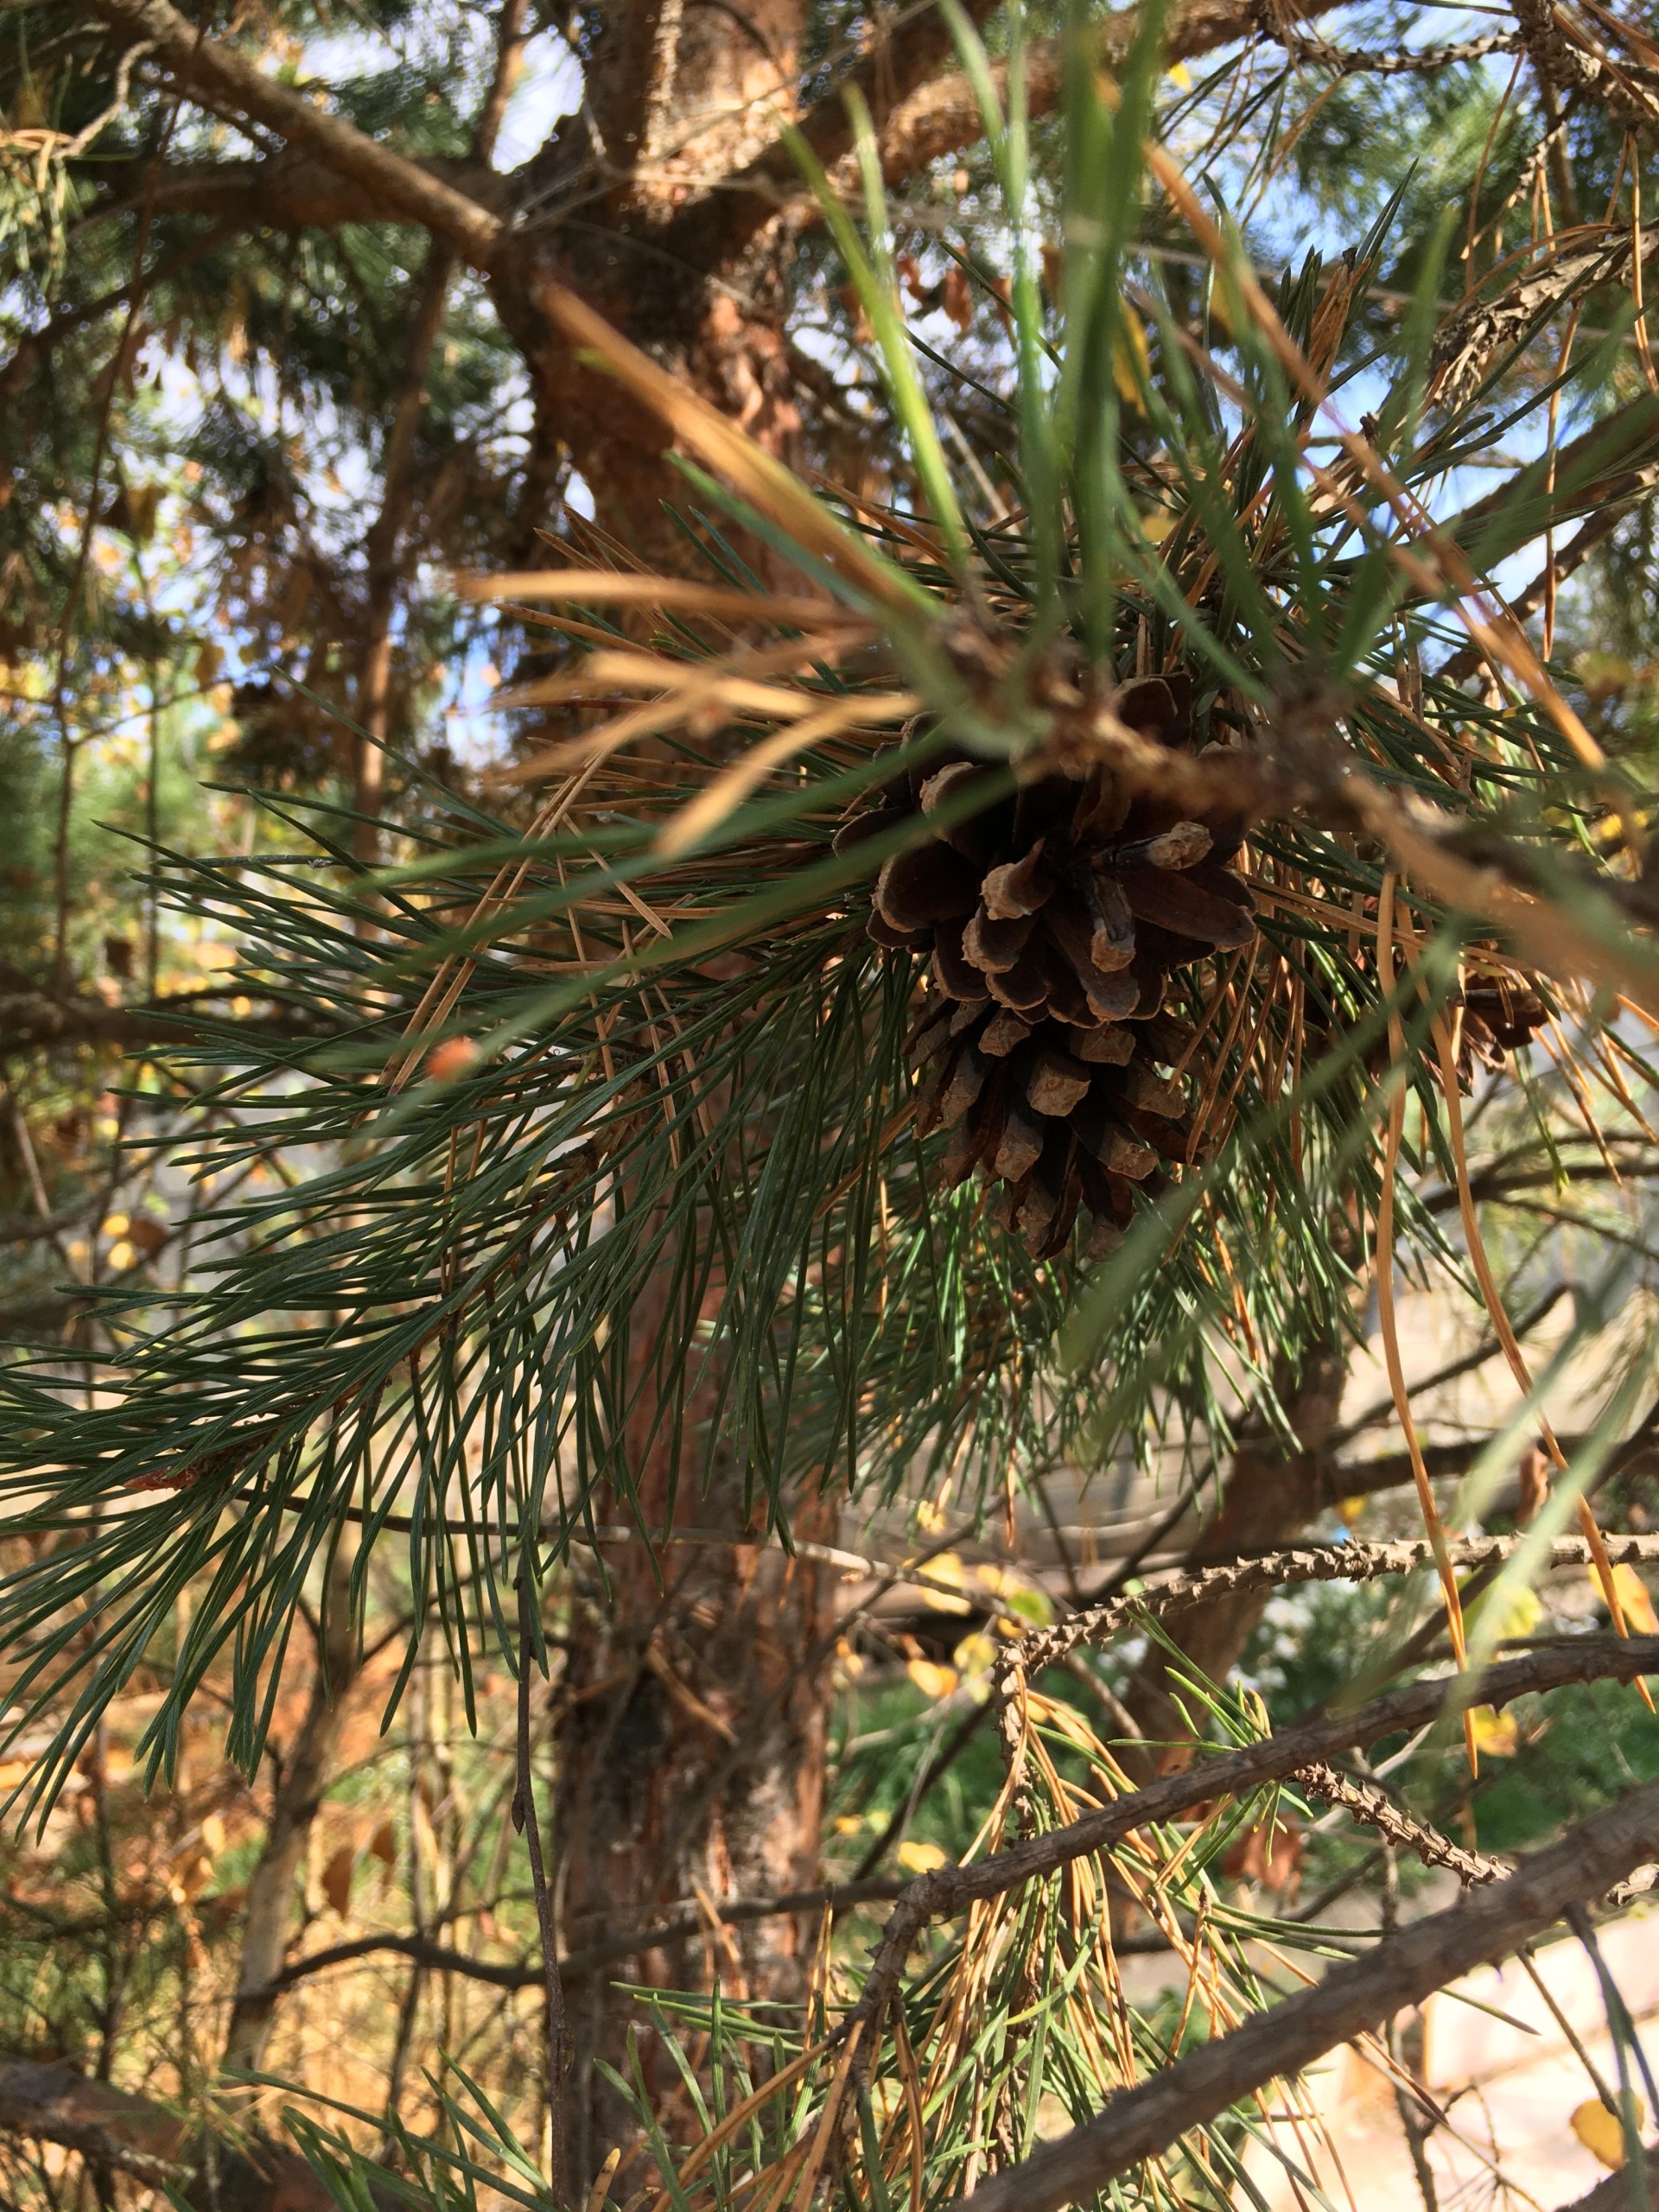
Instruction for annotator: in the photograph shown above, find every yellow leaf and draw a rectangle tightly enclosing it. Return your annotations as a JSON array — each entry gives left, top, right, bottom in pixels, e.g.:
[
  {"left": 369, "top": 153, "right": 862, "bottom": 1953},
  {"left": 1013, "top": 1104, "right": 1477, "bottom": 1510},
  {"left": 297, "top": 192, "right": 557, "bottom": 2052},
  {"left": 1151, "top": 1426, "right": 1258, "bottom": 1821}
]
[
  {"left": 952, "top": 1631, "right": 997, "bottom": 1680},
  {"left": 906, "top": 1660, "right": 959, "bottom": 1700},
  {"left": 106, "top": 1240, "right": 137, "bottom": 1272},
  {"left": 1337, "top": 1495, "right": 1366, "bottom": 1527},
  {"left": 200, "top": 1813, "right": 226, "bottom": 1854},
  {"left": 832, "top": 1815, "right": 864, "bottom": 1835},
  {"left": 895, "top": 1840, "right": 947, "bottom": 1873},
  {"left": 101, "top": 1212, "right": 130, "bottom": 1238},
  {"left": 1611, "top": 1564, "right": 1659, "bottom": 1635},
  {"left": 918, "top": 1554, "right": 971, "bottom": 1616},
  {"left": 172, "top": 1845, "right": 212, "bottom": 1901},
  {"left": 1468, "top": 1705, "right": 1519, "bottom": 1757},
  {"left": 1001, "top": 1583, "right": 1054, "bottom": 1627},
  {"left": 1468, "top": 1582, "right": 1542, "bottom": 1643},
  {"left": 1573, "top": 2094, "right": 1645, "bottom": 2170},
  {"left": 1167, "top": 60, "right": 1192, "bottom": 87}
]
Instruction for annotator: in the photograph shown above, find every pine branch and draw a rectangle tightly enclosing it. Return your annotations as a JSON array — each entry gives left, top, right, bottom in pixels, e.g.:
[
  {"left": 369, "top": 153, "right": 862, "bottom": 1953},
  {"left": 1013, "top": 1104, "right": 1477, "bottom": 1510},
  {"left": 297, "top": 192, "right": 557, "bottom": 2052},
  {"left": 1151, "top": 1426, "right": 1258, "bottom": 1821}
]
[
  {"left": 1511, "top": 0, "right": 1659, "bottom": 129},
  {"left": 1431, "top": 233, "right": 1658, "bottom": 410},
  {"left": 0, "top": 2059, "right": 342, "bottom": 2212},
  {"left": 1299, "top": 1762, "right": 1507, "bottom": 1886},
  {"left": 845, "top": 1631, "right": 1659, "bottom": 2044},
  {"left": 665, "top": 0, "right": 1326, "bottom": 276},
  {"left": 947, "top": 1774, "right": 1659, "bottom": 2212},
  {"left": 81, "top": 0, "right": 504, "bottom": 264},
  {"left": 1001, "top": 1532, "right": 1659, "bottom": 1685},
  {"left": 1273, "top": 28, "right": 1520, "bottom": 73},
  {"left": 0, "top": 2059, "right": 188, "bottom": 2185},
  {"left": 1567, "top": 2143, "right": 1659, "bottom": 2210}
]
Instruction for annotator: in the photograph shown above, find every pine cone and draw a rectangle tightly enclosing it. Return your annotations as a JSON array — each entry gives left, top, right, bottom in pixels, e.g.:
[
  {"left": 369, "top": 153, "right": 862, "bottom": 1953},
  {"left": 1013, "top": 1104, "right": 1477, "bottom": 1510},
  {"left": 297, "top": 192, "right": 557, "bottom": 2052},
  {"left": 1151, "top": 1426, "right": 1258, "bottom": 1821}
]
[
  {"left": 839, "top": 674, "right": 1259, "bottom": 1258},
  {"left": 1457, "top": 979, "right": 1551, "bottom": 1082}
]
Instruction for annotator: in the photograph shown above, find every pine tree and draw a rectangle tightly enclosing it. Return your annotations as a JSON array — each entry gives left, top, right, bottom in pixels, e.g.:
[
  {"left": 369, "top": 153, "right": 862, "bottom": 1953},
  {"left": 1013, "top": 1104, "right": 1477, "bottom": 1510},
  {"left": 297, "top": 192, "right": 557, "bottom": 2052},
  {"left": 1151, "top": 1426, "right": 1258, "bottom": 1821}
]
[{"left": 5, "top": 0, "right": 1659, "bottom": 2204}]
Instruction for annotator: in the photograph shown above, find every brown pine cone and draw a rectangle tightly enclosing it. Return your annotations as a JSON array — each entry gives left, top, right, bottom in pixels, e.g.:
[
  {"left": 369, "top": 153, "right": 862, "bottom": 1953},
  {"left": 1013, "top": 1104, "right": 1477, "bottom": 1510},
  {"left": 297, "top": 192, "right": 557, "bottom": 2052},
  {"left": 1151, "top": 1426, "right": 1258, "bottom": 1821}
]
[
  {"left": 837, "top": 674, "right": 1259, "bottom": 1258},
  {"left": 1456, "top": 979, "right": 1551, "bottom": 1084}
]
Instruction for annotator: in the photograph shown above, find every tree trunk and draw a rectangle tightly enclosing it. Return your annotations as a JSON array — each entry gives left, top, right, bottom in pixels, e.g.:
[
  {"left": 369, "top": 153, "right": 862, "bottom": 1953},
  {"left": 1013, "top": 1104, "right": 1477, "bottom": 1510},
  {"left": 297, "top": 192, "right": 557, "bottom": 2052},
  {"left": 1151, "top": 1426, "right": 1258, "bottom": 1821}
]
[
  {"left": 491, "top": 0, "right": 811, "bottom": 564},
  {"left": 551, "top": 1268, "right": 832, "bottom": 2195},
  {"left": 220, "top": 1541, "right": 359, "bottom": 2076}
]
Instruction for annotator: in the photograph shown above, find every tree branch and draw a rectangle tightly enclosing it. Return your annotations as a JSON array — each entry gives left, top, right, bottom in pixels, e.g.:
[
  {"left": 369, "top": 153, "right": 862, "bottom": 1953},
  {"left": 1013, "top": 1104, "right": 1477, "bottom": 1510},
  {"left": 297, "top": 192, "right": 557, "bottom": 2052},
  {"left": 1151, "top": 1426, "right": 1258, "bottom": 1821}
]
[
  {"left": 1007, "top": 1533, "right": 1659, "bottom": 1686},
  {"left": 667, "top": 0, "right": 1324, "bottom": 276},
  {"left": 1567, "top": 2142, "right": 1659, "bottom": 2211},
  {"left": 949, "top": 1775, "right": 1659, "bottom": 2212},
  {"left": 0, "top": 2059, "right": 186, "bottom": 2184},
  {"left": 80, "top": 148, "right": 511, "bottom": 235},
  {"left": 659, "top": 0, "right": 1004, "bottom": 272},
  {"left": 1431, "top": 235, "right": 1658, "bottom": 411},
  {"left": 0, "top": 967, "right": 337, "bottom": 1055},
  {"left": 252, "top": 1873, "right": 911, "bottom": 2000},
  {"left": 847, "top": 1632, "right": 1659, "bottom": 2043},
  {"left": 0, "top": 1205, "right": 96, "bottom": 1246},
  {"left": 1300, "top": 1761, "right": 1508, "bottom": 1887},
  {"left": 81, "top": 0, "right": 504, "bottom": 265}
]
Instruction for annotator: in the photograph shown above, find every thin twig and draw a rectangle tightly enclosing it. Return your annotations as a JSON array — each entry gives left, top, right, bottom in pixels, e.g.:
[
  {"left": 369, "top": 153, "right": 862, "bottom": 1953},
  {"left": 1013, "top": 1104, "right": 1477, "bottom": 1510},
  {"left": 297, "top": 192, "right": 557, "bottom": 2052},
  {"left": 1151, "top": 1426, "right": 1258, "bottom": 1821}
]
[
  {"left": 251, "top": 1872, "right": 912, "bottom": 2000},
  {"left": 1298, "top": 1762, "right": 1507, "bottom": 1887}
]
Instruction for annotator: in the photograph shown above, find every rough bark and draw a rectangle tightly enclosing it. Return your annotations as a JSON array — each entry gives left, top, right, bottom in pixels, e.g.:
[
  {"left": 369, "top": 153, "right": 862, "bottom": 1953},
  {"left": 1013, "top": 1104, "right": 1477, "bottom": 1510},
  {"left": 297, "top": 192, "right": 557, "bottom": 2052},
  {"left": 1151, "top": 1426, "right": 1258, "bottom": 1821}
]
[
  {"left": 552, "top": 1264, "right": 833, "bottom": 2193},
  {"left": 220, "top": 1541, "right": 359, "bottom": 2076}
]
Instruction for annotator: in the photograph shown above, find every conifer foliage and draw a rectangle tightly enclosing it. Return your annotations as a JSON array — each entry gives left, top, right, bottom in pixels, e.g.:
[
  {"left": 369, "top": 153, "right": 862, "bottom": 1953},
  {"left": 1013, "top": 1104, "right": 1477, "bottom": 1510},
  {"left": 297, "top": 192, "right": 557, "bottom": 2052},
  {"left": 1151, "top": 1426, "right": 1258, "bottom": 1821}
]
[{"left": 6, "top": 0, "right": 1659, "bottom": 2205}]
